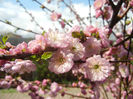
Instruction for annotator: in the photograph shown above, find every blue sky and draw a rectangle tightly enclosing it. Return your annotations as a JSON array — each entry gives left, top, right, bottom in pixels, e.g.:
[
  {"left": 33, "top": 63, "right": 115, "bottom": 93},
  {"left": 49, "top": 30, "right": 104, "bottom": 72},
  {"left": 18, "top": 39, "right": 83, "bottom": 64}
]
[{"left": 5, "top": 0, "right": 93, "bottom": 10}]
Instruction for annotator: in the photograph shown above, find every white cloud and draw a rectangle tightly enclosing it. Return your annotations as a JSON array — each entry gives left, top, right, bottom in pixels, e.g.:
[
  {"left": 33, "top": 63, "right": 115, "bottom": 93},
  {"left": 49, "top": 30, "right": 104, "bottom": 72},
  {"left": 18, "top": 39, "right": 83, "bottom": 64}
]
[{"left": 0, "top": 1, "right": 97, "bottom": 38}]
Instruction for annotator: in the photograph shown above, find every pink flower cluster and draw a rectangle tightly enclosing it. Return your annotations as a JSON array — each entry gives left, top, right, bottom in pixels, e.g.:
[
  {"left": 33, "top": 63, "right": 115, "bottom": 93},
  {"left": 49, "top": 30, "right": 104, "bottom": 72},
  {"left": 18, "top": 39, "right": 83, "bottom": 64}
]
[
  {"left": 44, "top": 26, "right": 114, "bottom": 82},
  {"left": 0, "top": 75, "right": 13, "bottom": 89},
  {"left": 0, "top": 25, "right": 120, "bottom": 82},
  {"left": 2, "top": 59, "right": 36, "bottom": 74},
  {"left": 94, "top": 0, "right": 112, "bottom": 19}
]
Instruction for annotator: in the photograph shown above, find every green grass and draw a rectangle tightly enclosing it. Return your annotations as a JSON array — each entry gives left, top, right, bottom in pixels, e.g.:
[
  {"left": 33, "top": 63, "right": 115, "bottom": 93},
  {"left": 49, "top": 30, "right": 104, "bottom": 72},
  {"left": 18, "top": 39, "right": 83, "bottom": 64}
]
[{"left": 0, "top": 88, "right": 17, "bottom": 93}]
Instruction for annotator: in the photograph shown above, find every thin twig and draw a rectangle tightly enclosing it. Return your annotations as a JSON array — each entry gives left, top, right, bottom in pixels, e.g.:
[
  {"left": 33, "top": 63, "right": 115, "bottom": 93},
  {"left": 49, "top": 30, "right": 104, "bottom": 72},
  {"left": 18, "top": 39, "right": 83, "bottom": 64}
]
[
  {"left": 0, "top": 19, "right": 39, "bottom": 34},
  {"left": 16, "top": 0, "right": 44, "bottom": 31},
  {"left": 32, "top": 0, "right": 72, "bottom": 27}
]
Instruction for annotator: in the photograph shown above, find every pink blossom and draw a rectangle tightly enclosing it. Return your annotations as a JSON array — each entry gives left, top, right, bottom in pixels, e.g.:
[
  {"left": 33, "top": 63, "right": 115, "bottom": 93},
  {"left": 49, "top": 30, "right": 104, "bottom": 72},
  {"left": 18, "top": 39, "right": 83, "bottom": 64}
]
[
  {"left": 72, "top": 82, "right": 77, "bottom": 87},
  {"left": 130, "top": 0, "right": 133, "bottom": 6},
  {"left": 115, "top": 78, "right": 120, "bottom": 85},
  {"left": 36, "top": 88, "right": 46, "bottom": 96},
  {"left": 121, "top": 91, "right": 127, "bottom": 99},
  {"left": 102, "top": 47, "right": 116, "bottom": 61},
  {"left": 50, "top": 82, "right": 62, "bottom": 93},
  {"left": 49, "top": 82, "right": 62, "bottom": 97},
  {"left": 5, "top": 75, "right": 12, "bottom": 81},
  {"left": 45, "top": 29, "right": 70, "bottom": 48},
  {"left": 103, "top": 6, "right": 112, "bottom": 20},
  {"left": 98, "top": 28, "right": 110, "bottom": 48},
  {"left": 28, "top": 35, "right": 46, "bottom": 54},
  {"left": 35, "top": 35, "right": 46, "bottom": 50},
  {"left": 51, "top": 12, "right": 61, "bottom": 21},
  {"left": 48, "top": 49, "right": 74, "bottom": 74},
  {"left": 0, "top": 49, "right": 7, "bottom": 55},
  {"left": 0, "top": 80, "right": 11, "bottom": 88},
  {"left": 6, "top": 42, "right": 14, "bottom": 48},
  {"left": 119, "top": 65, "right": 129, "bottom": 78},
  {"left": 72, "top": 64, "right": 79, "bottom": 76},
  {"left": 128, "top": 94, "right": 133, "bottom": 99},
  {"left": 94, "top": 0, "right": 106, "bottom": 10},
  {"left": 17, "top": 83, "right": 30, "bottom": 93},
  {"left": 11, "top": 60, "right": 36, "bottom": 74},
  {"left": 95, "top": 9, "right": 102, "bottom": 18},
  {"left": 30, "top": 85, "right": 39, "bottom": 92},
  {"left": 65, "top": 38, "right": 85, "bottom": 60},
  {"left": 80, "top": 55, "right": 114, "bottom": 82},
  {"left": 83, "top": 25, "right": 98, "bottom": 36},
  {"left": 28, "top": 40, "right": 41, "bottom": 54},
  {"left": 83, "top": 37, "right": 101, "bottom": 58},
  {"left": 9, "top": 42, "right": 28, "bottom": 55},
  {"left": 42, "top": 79, "right": 47, "bottom": 87},
  {"left": 2, "top": 61, "right": 15, "bottom": 72},
  {"left": 117, "top": 46, "right": 130, "bottom": 58},
  {"left": 60, "top": 20, "right": 65, "bottom": 28},
  {"left": 34, "top": 80, "right": 40, "bottom": 85},
  {"left": 127, "top": 27, "right": 132, "bottom": 35},
  {"left": 78, "top": 81, "right": 86, "bottom": 88}
]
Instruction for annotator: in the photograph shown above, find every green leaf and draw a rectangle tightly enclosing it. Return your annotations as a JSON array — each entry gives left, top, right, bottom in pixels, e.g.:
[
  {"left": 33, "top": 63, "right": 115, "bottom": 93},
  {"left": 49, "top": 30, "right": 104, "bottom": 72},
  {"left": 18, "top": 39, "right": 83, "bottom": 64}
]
[
  {"left": 41, "top": 52, "right": 53, "bottom": 60},
  {"left": 31, "top": 55, "right": 37, "bottom": 59},
  {"left": 72, "top": 31, "right": 86, "bottom": 41},
  {"left": 42, "top": 31, "right": 46, "bottom": 35},
  {"left": 72, "top": 32, "right": 81, "bottom": 38},
  {"left": 2, "top": 36, "right": 8, "bottom": 44}
]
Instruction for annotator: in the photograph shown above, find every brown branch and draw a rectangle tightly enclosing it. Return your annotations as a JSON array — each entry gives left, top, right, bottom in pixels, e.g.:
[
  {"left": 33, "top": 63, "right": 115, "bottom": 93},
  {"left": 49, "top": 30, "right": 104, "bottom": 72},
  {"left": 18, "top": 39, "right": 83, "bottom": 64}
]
[
  {"left": 118, "top": 3, "right": 131, "bottom": 18},
  {"left": 108, "top": 0, "right": 116, "bottom": 11},
  {"left": 0, "top": 53, "right": 33, "bottom": 60},
  {"left": 109, "top": 0, "right": 124, "bottom": 29},
  {"left": 114, "top": 33, "right": 133, "bottom": 47},
  {"left": 0, "top": 47, "right": 57, "bottom": 60}
]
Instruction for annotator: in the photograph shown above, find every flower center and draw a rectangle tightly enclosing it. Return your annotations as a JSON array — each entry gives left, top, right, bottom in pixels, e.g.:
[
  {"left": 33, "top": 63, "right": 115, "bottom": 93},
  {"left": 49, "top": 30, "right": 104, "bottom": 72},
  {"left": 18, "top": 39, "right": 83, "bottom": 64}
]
[
  {"left": 59, "top": 57, "right": 65, "bottom": 63},
  {"left": 72, "top": 47, "right": 76, "bottom": 51},
  {"left": 55, "top": 55, "right": 66, "bottom": 66},
  {"left": 93, "top": 64, "right": 100, "bottom": 69}
]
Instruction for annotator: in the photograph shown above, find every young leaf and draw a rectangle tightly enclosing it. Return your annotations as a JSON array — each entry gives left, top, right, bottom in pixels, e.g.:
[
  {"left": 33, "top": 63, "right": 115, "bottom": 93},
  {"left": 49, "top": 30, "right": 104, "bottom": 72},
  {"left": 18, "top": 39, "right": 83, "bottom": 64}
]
[
  {"left": 2, "top": 36, "right": 8, "bottom": 44},
  {"left": 41, "top": 52, "right": 53, "bottom": 60}
]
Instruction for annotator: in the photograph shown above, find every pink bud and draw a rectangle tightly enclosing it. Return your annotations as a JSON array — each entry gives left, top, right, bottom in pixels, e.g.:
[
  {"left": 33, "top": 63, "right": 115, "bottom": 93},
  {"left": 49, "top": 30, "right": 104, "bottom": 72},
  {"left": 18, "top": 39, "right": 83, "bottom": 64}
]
[
  {"left": 115, "top": 78, "right": 120, "bottom": 85},
  {"left": 5, "top": 75, "right": 12, "bottom": 81},
  {"left": 34, "top": 80, "right": 40, "bottom": 85},
  {"left": 72, "top": 82, "right": 77, "bottom": 87},
  {"left": 60, "top": 21, "right": 65, "bottom": 28},
  {"left": 95, "top": 9, "right": 102, "bottom": 18},
  {"left": 51, "top": 12, "right": 61, "bottom": 21},
  {"left": 42, "top": 79, "right": 47, "bottom": 87},
  {"left": 81, "top": 88, "right": 87, "bottom": 95}
]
